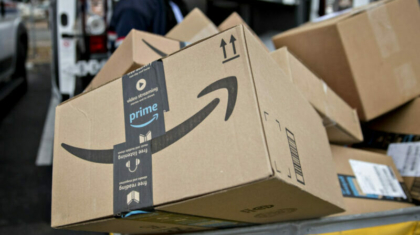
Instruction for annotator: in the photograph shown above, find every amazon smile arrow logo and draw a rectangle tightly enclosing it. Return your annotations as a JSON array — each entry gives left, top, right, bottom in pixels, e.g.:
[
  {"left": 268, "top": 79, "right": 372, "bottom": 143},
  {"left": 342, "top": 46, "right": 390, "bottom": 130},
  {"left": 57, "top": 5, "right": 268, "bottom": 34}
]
[
  {"left": 61, "top": 76, "right": 238, "bottom": 164},
  {"left": 131, "top": 113, "right": 158, "bottom": 128}
]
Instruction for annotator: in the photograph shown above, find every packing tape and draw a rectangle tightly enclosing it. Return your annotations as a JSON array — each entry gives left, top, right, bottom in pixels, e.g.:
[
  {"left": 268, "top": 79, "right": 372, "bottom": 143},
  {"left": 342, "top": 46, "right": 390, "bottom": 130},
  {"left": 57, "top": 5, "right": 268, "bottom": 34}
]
[
  {"left": 367, "top": 6, "right": 400, "bottom": 58},
  {"left": 394, "top": 63, "right": 418, "bottom": 99}
]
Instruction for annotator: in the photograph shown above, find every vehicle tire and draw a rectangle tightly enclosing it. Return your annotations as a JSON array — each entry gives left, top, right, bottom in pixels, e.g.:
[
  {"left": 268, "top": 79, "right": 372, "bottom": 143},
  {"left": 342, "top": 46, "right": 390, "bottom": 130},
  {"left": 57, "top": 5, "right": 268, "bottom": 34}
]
[{"left": 12, "top": 24, "right": 28, "bottom": 92}]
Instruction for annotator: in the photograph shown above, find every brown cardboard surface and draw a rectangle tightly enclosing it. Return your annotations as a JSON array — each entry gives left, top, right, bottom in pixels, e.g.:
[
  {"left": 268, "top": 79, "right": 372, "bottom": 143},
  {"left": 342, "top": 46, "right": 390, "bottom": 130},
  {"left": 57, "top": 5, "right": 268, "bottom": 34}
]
[
  {"left": 331, "top": 145, "right": 414, "bottom": 216},
  {"left": 272, "top": 0, "right": 420, "bottom": 121},
  {"left": 270, "top": 47, "right": 363, "bottom": 144},
  {"left": 218, "top": 12, "right": 269, "bottom": 52},
  {"left": 52, "top": 26, "right": 344, "bottom": 233},
  {"left": 368, "top": 97, "right": 420, "bottom": 135},
  {"left": 165, "top": 8, "right": 219, "bottom": 43},
  {"left": 85, "top": 29, "right": 183, "bottom": 92}
]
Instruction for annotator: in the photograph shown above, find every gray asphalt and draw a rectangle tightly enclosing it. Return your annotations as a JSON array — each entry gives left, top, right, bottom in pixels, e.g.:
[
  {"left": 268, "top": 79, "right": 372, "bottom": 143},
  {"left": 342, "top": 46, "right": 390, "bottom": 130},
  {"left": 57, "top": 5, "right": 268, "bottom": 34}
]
[{"left": 0, "top": 64, "right": 104, "bottom": 235}]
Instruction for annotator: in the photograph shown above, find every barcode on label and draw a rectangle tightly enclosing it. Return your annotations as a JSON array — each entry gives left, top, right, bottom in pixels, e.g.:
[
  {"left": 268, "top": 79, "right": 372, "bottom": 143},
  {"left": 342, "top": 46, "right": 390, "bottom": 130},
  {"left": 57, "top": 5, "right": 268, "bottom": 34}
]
[
  {"left": 286, "top": 129, "right": 304, "bottom": 185},
  {"left": 349, "top": 159, "right": 406, "bottom": 199}
]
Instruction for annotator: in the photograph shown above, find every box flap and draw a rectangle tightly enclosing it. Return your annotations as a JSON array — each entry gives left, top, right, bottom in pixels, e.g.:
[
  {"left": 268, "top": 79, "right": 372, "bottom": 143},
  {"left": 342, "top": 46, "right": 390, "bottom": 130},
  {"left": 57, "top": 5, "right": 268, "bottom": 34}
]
[
  {"left": 165, "top": 8, "right": 219, "bottom": 43},
  {"left": 86, "top": 29, "right": 182, "bottom": 92}
]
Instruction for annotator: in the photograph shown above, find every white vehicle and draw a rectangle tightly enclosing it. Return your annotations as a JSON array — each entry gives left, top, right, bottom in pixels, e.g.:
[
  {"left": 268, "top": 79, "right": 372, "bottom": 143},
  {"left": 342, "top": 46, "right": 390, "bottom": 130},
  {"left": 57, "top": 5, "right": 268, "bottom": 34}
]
[
  {"left": 50, "top": 0, "right": 114, "bottom": 100},
  {"left": 0, "top": 0, "right": 28, "bottom": 98}
]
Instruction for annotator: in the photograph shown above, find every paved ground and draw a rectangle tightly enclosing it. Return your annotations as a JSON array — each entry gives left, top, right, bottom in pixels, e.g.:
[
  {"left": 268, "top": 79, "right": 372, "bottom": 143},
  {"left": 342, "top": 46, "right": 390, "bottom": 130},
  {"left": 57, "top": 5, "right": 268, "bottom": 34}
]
[{"left": 0, "top": 64, "right": 103, "bottom": 235}]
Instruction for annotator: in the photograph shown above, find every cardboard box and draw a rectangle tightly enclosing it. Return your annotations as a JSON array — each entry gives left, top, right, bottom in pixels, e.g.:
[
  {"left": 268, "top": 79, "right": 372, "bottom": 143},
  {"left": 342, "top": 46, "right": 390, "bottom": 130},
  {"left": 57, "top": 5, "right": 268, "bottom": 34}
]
[
  {"left": 331, "top": 145, "right": 414, "bottom": 216},
  {"left": 85, "top": 29, "right": 185, "bottom": 92},
  {"left": 271, "top": 47, "right": 363, "bottom": 144},
  {"left": 355, "top": 98, "right": 420, "bottom": 201},
  {"left": 272, "top": 0, "right": 420, "bottom": 121},
  {"left": 166, "top": 8, "right": 219, "bottom": 43},
  {"left": 218, "top": 12, "right": 269, "bottom": 52},
  {"left": 52, "top": 25, "right": 345, "bottom": 234}
]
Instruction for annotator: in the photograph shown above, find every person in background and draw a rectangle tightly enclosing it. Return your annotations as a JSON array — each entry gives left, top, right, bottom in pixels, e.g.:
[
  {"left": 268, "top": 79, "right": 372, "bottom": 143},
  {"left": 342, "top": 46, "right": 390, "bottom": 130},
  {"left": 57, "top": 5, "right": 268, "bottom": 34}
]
[{"left": 109, "top": 0, "right": 188, "bottom": 48}]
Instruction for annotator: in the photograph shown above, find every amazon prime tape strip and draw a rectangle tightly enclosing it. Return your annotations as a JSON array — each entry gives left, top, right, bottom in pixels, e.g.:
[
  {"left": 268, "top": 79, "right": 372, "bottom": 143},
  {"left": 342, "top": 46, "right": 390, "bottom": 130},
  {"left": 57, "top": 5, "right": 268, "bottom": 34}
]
[{"left": 113, "top": 61, "right": 169, "bottom": 215}]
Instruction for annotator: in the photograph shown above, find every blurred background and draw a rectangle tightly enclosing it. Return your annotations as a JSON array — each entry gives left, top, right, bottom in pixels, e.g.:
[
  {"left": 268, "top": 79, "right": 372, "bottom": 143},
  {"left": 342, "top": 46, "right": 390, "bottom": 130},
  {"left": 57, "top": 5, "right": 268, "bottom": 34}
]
[{"left": 0, "top": 0, "right": 373, "bottom": 234}]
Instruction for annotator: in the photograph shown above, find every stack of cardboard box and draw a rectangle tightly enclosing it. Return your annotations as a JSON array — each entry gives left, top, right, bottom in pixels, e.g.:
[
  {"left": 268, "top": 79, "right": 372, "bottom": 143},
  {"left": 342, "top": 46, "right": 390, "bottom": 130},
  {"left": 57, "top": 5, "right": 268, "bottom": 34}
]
[{"left": 51, "top": 0, "right": 420, "bottom": 233}]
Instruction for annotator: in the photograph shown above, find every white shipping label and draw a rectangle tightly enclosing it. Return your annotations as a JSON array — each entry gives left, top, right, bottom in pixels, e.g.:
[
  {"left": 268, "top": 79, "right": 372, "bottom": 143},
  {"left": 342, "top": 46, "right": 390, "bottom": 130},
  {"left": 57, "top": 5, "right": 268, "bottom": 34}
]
[
  {"left": 387, "top": 142, "right": 420, "bottom": 177},
  {"left": 349, "top": 159, "right": 406, "bottom": 198}
]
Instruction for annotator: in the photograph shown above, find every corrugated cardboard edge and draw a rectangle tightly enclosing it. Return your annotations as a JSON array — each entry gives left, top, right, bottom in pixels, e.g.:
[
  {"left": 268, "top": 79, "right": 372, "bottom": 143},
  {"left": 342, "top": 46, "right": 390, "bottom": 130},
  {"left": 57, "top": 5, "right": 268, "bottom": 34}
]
[{"left": 84, "top": 29, "right": 185, "bottom": 92}]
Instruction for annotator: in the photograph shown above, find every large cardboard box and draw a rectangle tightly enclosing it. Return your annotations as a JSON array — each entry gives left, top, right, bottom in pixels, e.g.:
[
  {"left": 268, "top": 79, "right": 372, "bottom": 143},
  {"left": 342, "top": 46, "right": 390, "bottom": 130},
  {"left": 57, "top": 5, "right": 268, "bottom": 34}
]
[
  {"left": 272, "top": 0, "right": 420, "bottom": 121},
  {"left": 85, "top": 29, "right": 185, "bottom": 92},
  {"left": 52, "top": 25, "right": 345, "bottom": 234},
  {"left": 166, "top": 8, "right": 219, "bottom": 43},
  {"left": 331, "top": 145, "right": 414, "bottom": 216},
  {"left": 271, "top": 47, "right": 363, "bottom": 144}
]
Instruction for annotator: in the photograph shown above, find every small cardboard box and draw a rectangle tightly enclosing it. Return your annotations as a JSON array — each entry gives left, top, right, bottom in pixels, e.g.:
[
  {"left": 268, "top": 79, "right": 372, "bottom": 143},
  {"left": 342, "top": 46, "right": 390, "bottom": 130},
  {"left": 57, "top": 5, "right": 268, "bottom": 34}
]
[
  {"left": 52, "top": 25, "right": 344, "bottom": 234},
  {"left": 218, "top": 12, "right": 269, "bottom": 52},
  {"left": 271, "top": 47, "right": 363, "bottom": 144},
  {"left": 166, "top": 8, "right": 219, "bottom": 43},
  {"left": 85, "top": 29, "right": 185, "bottom": 92},
  {"left": 272, "top": 0, "right": 420, "bottom": 121},
  {"left": 331, "top": 145, "right": 414, "bottom": 216}
]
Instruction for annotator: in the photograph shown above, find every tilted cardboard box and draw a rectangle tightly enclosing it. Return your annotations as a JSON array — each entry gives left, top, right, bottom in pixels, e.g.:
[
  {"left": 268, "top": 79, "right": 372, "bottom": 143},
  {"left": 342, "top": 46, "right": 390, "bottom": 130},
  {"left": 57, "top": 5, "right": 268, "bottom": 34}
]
[
  {"left": 85, "top": 29, "right": 185, "bottom": 92},
  {"left": 52, "top": 25, "right": 344, "bottom": 234},
  {"left": 331, "top": 145, "right": 414, "bottom": 216},
  {"left": 272, "top": 0, "right": 420, "bottom": 121},
  {"left": 271, "top": 47, "right": 363, "bottom": 144},
  {"left": 166, "top": 8, "right": 219, "bottom": 43}
]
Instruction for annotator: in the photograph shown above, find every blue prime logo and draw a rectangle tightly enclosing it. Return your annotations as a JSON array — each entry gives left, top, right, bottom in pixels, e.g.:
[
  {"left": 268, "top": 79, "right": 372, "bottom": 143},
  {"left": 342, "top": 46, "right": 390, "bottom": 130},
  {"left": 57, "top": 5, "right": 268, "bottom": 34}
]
[{"left": 130, "top": 103, "right": 158, "bottom": 128}]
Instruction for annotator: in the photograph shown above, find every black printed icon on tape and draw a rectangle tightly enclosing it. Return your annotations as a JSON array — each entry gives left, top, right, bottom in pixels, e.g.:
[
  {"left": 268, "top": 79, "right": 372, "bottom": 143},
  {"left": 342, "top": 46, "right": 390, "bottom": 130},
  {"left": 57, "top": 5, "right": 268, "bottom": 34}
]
[
  {"left": 61, "top": 76, "right": 238, "bottom": 163},
  {"left": 221, "top": 35, "right": 240, "bottom": 64}
]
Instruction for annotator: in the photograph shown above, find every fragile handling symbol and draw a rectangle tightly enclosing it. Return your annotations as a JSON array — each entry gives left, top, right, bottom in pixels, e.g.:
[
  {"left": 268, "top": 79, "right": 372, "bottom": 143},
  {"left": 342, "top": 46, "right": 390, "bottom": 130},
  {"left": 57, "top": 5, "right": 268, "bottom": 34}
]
[{"left": 221, "top": 35, "right": 240, "bottom": 64}]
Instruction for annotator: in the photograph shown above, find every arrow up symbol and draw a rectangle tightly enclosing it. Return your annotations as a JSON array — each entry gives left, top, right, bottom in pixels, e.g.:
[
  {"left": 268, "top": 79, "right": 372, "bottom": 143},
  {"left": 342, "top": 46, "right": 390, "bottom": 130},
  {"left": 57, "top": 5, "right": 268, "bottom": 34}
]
[
  {"left": 220, "top": 39, "right": 227, "bottom": 59},
  {"left": 230, "top": 35, "right": 237, "bottom": 55}
]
